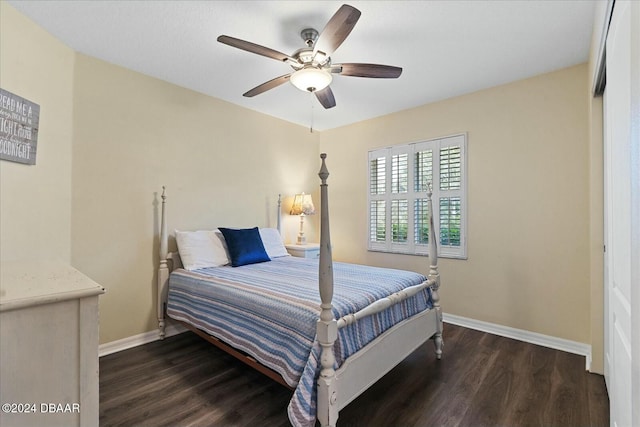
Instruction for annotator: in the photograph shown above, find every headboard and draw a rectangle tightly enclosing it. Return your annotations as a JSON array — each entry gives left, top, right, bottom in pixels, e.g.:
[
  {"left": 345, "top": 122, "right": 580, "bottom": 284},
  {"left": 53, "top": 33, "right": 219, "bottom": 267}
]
[{"left": 156, "top": 188, "right": 282, "bottom": 338}]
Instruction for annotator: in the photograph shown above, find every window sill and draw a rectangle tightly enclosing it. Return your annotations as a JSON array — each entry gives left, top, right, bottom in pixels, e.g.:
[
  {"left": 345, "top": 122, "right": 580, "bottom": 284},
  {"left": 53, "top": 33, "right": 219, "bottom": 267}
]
[{"left": 367, "top": 248, "right": 467, "bottom": 260}]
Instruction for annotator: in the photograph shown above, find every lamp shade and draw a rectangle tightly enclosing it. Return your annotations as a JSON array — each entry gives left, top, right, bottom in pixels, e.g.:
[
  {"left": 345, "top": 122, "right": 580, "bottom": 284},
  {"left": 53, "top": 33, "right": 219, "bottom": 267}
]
[
  {"left": 290, "top": 68, "right": 332, "bottom": 93},
  {"left": 290, "top": 193, "right": 315, "bottom": 215}
]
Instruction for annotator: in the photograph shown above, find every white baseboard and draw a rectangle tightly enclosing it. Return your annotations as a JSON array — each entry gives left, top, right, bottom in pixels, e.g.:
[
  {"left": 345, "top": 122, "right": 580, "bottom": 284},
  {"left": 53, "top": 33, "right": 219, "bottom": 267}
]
[
  {"left": 443, "top": 313, "right": 592, "bottom": 371},
  {"left": 99, "top": 323, "right": 187, "bottom": 357}
]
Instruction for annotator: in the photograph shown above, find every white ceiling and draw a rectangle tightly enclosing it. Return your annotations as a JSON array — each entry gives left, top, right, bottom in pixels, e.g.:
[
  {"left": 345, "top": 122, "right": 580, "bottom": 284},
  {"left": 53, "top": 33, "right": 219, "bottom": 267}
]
[{"left": 8, "top": 0, "right": 596, "bottom": 131}]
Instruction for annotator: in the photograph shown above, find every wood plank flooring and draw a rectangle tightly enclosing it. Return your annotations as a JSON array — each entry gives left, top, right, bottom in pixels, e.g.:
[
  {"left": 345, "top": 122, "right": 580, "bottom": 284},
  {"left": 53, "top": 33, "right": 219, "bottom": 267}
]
[{"left": 99, "top": 324, "right": 609, "bottom": 426}]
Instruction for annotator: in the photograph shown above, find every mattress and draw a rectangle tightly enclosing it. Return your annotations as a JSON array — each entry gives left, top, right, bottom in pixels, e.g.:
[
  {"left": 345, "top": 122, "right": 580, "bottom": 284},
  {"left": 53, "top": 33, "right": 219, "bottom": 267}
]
[{"left": 167, "top": 256, "right": 433, "bottom": 427}]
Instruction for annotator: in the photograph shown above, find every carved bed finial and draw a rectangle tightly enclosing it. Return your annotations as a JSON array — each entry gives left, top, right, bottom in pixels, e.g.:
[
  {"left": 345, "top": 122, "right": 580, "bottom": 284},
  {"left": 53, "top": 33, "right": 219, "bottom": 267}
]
[
  {"left": 319, "top": 153, "right": 329, "bottom": 184},
  {"left": 159, "top": 187, "right": 168, "bottom": 260}
]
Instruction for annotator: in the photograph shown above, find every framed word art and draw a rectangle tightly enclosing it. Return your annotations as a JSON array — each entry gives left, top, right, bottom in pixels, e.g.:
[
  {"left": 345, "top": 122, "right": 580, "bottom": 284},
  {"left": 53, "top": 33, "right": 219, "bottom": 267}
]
[{"left": 0, "top": 89, "right": 40, "bottom": 165}]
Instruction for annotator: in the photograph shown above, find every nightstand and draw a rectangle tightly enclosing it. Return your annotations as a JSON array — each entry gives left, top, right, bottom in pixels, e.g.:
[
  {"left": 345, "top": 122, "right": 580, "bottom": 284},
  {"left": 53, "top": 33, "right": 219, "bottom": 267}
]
[{"left": 286, "top": 243, "right": 320, "bottom": 259}]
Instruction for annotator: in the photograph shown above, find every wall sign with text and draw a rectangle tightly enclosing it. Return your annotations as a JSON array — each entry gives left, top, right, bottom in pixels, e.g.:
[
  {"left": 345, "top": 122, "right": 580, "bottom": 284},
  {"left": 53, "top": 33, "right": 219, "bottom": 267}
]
[{"left": 0, "top": 89, "right": 40, "bottom": 165}]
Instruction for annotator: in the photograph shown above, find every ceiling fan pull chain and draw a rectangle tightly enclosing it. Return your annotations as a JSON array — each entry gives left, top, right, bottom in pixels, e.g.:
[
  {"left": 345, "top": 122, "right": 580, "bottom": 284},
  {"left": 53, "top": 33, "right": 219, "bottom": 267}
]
[{"left": 310, "top": 91, "right": 315, "bottom": 133}]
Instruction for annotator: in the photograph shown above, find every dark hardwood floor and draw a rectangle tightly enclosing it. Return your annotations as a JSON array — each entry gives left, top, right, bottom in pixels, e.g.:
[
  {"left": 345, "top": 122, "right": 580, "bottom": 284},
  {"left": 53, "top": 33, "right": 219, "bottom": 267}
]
[{"left": 99, "top": 324, "right": 609, "bottom": 426}]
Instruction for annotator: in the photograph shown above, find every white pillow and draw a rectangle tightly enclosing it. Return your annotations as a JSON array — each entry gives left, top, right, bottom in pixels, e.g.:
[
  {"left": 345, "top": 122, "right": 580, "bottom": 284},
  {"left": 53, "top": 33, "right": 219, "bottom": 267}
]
[
  {"left": 175, "top": 230, "right": 229, "bottom": 270},
  {"left": 259, "top": 228, "right": 290, "bottom": 258}
]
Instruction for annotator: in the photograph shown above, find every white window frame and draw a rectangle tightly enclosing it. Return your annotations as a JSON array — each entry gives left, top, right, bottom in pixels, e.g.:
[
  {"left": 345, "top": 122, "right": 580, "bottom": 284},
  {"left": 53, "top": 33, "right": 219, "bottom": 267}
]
[{"left": 367, "top": 133, "right": 468, "bottom": 259}]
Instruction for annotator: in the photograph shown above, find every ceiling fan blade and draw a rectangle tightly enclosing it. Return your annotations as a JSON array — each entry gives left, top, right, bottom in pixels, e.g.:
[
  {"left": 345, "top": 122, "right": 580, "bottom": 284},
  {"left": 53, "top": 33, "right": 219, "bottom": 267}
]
[
  {"left": 335, "top": 63, "right": 403, "bottom": 78},
  {"left": 218, "top": 35, "right": 294, "bottom": 62},
  {"left": 315, "top": 86, "right": 336, "bottom": 109},
  {"left": 243, "top": 74, "right": 291, "bottom": 97},
  {"left": 313, "top": 4, "right": 361, "bottom": 57}
]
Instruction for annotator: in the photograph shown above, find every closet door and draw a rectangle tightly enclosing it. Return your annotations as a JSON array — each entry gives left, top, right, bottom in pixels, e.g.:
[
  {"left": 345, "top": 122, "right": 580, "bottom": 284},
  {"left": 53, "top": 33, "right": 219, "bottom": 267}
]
[{"left": 603, "top": 1, "right": 639, "bottom": 426}]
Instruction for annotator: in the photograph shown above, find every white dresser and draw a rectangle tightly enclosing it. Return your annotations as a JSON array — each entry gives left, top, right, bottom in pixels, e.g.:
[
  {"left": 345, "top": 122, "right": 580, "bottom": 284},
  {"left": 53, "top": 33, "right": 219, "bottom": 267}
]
[{"left": 0, "top": 263, "right": 104, "bottom": 427}]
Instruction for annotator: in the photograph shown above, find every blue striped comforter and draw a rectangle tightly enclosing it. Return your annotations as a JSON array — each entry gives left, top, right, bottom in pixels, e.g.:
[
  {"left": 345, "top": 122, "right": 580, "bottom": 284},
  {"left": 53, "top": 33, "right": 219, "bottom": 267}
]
[{"left": 167, "top": 256, "right": 433, "bottom": 427}]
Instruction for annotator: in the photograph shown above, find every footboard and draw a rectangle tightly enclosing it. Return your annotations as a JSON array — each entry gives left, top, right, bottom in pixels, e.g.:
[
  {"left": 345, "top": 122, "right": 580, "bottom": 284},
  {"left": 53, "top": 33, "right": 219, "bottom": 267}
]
[
  {"left": 335, "top": 308, "right": 439, "bottom": 410},
  {"left": 315, "top": 154, "right": 442, "bottom": 427}
]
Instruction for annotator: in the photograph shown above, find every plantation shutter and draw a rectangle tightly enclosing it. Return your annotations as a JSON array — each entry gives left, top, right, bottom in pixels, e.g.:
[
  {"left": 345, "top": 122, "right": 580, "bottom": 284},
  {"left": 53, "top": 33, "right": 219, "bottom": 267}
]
[{"left": 367, "top": 134, "right": 466, "bottom": 259}]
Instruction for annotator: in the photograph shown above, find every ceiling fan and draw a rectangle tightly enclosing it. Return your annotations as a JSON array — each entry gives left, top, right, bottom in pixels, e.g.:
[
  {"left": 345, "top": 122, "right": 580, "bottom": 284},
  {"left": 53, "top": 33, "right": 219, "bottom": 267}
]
[{"left": 217, "top": 4, "right": 402, "bottom": 109}]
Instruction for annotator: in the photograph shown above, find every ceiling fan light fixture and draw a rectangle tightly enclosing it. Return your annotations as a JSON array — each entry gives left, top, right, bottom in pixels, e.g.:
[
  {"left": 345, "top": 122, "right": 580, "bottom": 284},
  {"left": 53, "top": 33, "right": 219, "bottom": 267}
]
[{"left": 290, "top": 68, "right": 332, "bottom": 92}]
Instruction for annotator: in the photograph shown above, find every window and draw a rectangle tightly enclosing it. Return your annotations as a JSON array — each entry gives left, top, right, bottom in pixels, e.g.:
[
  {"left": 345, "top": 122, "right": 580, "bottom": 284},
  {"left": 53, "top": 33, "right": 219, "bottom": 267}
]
[{"left": 368, "top": 134, "right": 467, "bottom": 259}]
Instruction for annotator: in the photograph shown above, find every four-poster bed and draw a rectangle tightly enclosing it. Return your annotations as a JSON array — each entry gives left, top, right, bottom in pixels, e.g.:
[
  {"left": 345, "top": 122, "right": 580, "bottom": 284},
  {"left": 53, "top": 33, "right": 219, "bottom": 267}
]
[{"left": 157, "top": 153, "right": 443, "bottom": 427}]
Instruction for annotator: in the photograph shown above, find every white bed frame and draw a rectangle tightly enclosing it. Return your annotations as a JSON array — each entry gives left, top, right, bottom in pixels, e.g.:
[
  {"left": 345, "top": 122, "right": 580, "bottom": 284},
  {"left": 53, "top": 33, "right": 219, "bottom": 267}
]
[{"left": 157, "top": 153, "right": 443, "bottom": 427}]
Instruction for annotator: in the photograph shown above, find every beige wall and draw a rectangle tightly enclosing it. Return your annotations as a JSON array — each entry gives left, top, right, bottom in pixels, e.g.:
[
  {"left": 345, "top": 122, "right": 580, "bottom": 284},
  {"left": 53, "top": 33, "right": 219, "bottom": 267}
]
[
  {"left": 319, "top": 64, "right": 592, "bottom": 345},
  {"left": 71, "top": 55, "right": 320, "bottom": 343},
  {"left": 0, "top": 3, "right": 75, "bottom": 264}
]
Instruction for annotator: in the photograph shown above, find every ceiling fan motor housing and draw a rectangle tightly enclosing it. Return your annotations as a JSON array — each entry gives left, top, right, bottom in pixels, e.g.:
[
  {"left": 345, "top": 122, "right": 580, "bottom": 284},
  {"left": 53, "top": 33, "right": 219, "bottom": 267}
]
[
  {"left": 300, "top": 28, "right": 319, "bottom": 47},
  {"left": 291, "top": 28, "right": 330, "bottom": 70}
]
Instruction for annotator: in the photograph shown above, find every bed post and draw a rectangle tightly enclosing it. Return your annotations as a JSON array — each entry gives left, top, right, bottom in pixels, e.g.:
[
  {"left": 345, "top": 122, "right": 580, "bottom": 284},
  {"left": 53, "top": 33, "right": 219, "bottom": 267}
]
[
  {"left": 277, "top": 194, "right": 282, "bottom": 234},
  {"left": 427, "top": 185, "right": 443, "bottom": 358},
  {"left": 158, "top": 186, "right": 169, "bottom": 339},
  {"left": 316, "top": 154, "right": 338, "bottom": 427}
]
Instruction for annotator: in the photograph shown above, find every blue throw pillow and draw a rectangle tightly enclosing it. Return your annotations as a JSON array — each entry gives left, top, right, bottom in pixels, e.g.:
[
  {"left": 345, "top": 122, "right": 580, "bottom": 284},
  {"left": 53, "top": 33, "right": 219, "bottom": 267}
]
[{"left": 218, "top": 227, "right": 271, "bottom": 267}]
